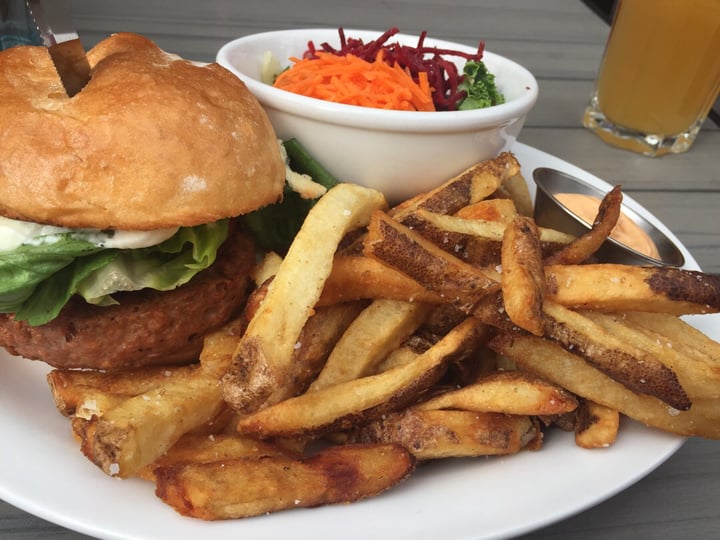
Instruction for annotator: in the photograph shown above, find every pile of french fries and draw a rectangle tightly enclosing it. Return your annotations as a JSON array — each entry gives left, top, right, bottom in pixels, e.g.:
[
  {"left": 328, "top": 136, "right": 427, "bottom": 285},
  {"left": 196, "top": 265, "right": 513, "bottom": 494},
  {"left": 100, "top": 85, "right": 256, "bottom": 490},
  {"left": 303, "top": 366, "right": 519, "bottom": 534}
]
[{"left": 46, "top": 152, "right": 720, "bottom": 520}]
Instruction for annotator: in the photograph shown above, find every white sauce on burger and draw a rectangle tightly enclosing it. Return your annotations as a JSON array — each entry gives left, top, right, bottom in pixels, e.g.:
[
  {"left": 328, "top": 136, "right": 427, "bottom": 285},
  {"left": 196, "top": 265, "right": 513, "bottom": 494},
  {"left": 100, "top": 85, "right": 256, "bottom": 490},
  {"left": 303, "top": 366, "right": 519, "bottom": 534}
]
[{"left": 0, "top": 216, "right": 179, "bottom": 251}]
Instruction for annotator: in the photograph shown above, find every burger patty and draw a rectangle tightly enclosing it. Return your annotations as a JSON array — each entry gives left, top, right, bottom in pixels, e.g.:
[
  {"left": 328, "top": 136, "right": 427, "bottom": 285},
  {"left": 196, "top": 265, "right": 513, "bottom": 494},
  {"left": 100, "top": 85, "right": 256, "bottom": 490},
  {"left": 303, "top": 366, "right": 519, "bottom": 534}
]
[{"left": 0, "top": 227, "right": 256, "bottom": 370}]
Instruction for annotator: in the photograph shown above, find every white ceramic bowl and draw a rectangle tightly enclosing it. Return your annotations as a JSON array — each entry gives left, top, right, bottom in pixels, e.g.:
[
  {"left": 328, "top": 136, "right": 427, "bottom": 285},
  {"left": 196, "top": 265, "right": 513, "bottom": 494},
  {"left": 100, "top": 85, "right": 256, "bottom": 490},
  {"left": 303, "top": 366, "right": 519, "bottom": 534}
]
[{"left": 217, "top": 28, "right": 538, "bottom": 202}]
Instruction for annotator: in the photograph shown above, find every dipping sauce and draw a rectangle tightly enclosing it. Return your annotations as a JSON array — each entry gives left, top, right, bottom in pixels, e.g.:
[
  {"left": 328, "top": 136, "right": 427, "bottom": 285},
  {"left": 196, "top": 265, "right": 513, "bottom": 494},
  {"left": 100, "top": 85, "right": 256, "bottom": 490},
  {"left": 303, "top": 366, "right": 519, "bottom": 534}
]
[{"left": 554, "top": 193, "right": 660, "bottom": 259}]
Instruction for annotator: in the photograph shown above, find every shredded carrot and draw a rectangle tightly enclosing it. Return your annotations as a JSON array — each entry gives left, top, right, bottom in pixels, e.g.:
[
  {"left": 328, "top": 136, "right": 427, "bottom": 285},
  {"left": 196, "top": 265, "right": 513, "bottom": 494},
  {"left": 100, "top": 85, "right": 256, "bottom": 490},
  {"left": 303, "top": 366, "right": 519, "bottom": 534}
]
[{"left": 273, "top": 50, "right": 435, "bottom": 112}]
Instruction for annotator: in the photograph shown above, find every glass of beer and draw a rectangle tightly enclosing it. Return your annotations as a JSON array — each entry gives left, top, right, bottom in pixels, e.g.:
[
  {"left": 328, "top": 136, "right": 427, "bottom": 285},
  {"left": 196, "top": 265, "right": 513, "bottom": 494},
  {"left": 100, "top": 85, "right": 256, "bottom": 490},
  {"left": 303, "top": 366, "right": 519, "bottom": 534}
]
[{"left": 583, "top": 0, "right": 720, "bottom": 157}]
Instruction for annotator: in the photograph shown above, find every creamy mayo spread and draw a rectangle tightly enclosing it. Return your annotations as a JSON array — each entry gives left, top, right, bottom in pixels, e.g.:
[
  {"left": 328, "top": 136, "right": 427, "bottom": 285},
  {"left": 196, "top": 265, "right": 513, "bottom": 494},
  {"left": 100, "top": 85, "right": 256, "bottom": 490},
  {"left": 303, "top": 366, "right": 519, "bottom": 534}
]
[{"left": 0, "top": 216, "right": 178, "bottom": 252}]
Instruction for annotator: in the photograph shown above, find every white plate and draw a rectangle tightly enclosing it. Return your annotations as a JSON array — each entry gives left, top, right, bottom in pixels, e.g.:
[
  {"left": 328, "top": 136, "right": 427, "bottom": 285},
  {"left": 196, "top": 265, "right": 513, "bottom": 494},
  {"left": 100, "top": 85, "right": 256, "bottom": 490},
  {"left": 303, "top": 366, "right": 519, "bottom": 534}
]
[{"left": 0, "top": 142, "right": 709, "bottom": 540}]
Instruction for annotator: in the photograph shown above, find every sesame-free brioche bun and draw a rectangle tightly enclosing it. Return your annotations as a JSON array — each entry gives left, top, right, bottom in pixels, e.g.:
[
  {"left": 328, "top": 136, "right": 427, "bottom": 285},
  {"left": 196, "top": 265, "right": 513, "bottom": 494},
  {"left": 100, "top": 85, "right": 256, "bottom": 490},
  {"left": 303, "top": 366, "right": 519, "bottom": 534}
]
[{"left": 0, "top": 32, "right": 285, "bottom": 230}]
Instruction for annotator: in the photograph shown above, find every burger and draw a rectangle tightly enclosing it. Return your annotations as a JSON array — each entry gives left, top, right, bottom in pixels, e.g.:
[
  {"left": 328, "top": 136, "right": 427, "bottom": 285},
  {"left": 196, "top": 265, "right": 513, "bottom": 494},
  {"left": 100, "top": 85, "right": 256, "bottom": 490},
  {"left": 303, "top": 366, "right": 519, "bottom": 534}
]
[{"left": 0, "top": 33, "right": 286, "bottom": 370}]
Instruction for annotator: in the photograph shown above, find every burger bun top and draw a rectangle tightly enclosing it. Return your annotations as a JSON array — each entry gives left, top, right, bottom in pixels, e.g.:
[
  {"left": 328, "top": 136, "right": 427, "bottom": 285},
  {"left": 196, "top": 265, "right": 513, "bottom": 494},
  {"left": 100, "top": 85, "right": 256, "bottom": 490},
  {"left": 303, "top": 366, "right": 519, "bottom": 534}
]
[{"left": 0, "top": 32, "right": 285, "bottom": 230}]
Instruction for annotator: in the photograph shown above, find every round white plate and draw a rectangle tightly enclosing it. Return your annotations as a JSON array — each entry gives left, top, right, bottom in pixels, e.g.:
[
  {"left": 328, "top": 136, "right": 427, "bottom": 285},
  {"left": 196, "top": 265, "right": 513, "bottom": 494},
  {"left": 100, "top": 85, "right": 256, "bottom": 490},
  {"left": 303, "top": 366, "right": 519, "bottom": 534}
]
[{"left": 0, "top": 142, "right": 708, "bottom": 540}]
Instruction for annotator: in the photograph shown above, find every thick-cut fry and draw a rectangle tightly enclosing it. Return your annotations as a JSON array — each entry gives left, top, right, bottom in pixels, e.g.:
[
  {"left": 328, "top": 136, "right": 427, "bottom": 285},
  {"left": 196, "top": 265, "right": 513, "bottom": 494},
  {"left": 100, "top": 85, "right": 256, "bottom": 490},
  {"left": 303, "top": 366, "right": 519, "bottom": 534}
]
[
  {"left": 154, "top": 443, "right": 415, "bottom": 520},
  {"left": 364, "top": 211, "right": 500, "bottom": 312},
  {"left": 389, "top": 152, "right": 521, "bottom": 222},
  {"left": 46, "top": 365, "right": 198, "bottom": 416},
  {"left": 319, "top": 254, "right": 442, "bottom": 306},
  {"left": 309, "top": 299, "right": 433, "bottom": 391},
  {"left": 489, "top": 332, "right": 720, "bottom": 439},
  {"left": 199, "top": 320, "right": 245, "bottom": 378},
  {"left": 501, "top": 215, "right": 546, "bottom": 335},
  {"left": 416, "top": 371, "right": 578, "bottom": 416},
  {"left": 544, "top": 185, "right": 623, "bottom": 265},
  {"left": 500, "top": 171, "right": 534, "bottom": 217},
  {"left": 414, "top": 208, "right": 507, "bottom": 242},
  {"left": 296, "top": 303, "right": 370, "bottom": 380},
  {"left": 78, "top": 364, "right": 227, "bottom": 478},
  {"left": 455, "top": 198, "right": 518, "bottom": 222},
  {"left": 622, "top": 311, "right": 720, "bottom": 362},
  {"left": 582, "top": 311, "right": 720, "bottom": 399},
  {"left": 541, "top": 300, "right": 690, "bottom": 410},
  {"left": 388, "top": 207, "right": 573, "bottom": 269},
  {"left": 545, "top": 264, "right": 720, "bottom": 315},
  {"left": 353, "top": 409, "right": 537, "bottom": 459},
  {"left": 691, "top": 398, "right": 720, "bottom": 420},
  {"left": 574, "top": 400, "right": 620, "bottom": 449},
  {"left": 222, "top": 183, "right": 387, "bottom": 414},
  {"left": 408, "top": 209, "right": 575, "bottom": 246},
  {"left": 74, "top": 392, "right": 128, "bottom": 420},
  {"left": 376, "top": 345, "right": 422, "bottom": 372},
  {"left": 235, "top": 317, "right": 490, "bottom": 438},
  {"left": 138, "top": 433, "right": 293, "bottom": 482}
]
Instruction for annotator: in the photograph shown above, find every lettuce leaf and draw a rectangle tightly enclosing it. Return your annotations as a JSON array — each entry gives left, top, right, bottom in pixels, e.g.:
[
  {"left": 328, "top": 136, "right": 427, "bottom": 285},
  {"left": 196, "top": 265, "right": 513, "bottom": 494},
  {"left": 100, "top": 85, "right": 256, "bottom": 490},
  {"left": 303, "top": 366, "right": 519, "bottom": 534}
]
[
  {"left": 1, "top": 220, "right": 229, "bottom": 326},
  {"left": 0, "top": 236, "right": 106, "bottom": 311}
]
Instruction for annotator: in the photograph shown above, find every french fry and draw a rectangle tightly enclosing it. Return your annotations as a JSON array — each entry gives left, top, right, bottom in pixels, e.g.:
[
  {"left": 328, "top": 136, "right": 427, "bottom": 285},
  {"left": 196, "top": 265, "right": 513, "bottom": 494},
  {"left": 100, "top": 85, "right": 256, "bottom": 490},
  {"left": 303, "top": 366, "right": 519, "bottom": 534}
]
[
  {"left": 499, "top": 171, "right": 534, "bottom": 217},
  {"left": 544, "top": 185, "right": 623, "bottom": 265},
  {"left": 364, "top": 211, "right": 500, "bottom": 312},
  {"left": 288, "top": 302, "right": 369, "bottom": 389},
  {"left": 541, "top": 300, "right": 690, "bottom": 411},
  {"left": 309, "top": 299, "right": 433, "bottom": 391},
  {"left": 63, "top": 321, "right": 246, "bottom": 478},
  {"left": 416, "top": 371, "right": 578, "bottom": 416},
  {"left": 389, "top": 152, "right": 521, "bottom": 222},
  {"left": 74, "top": 392, "right": 129, "bottom": 420},
  {"left": 77, "top": 364, "right": 227, "bottom": 478},
  {"left": 582, "top": 311, "right": 720, "bottom": 399},
  {"left": 138, "top": 432, "right": 293, "bottom": 482},
  {"left": 376, "top": 345, "right": 422, "bottom": 372},
  {"left": 154, "top": 443, "right": 415, "bottom": 520},
  {"left": 574, "top": 400, "right": 620, "bottom": 449},
  {"left": 489, "top": 332, "right": 720, "bottom": 439},
  {"left": 318, "top": 254, "right": 442, "bottom": 306},
  {"left": 235, "top": 317, "right": 490, "bottom": 439},
  {"left": 455, "top": 198, "right": 518, "bottom": 222},
  {"left": 388, "top": 207, "right": 573, "bottom": 268},
  {"left": 46, "top": 365, "right": 197, "bottom": 396},
  {"left": 501, "top": 215, "right": 546, "bottom": 335},
  {"left": 622, "top": 311, "right": 720, "bottom": 362},
  {"left": 691, "top": 398, "right": 720, "bottom": 420},
  {"left": 199, "top": 319, "right": 245, "bottom": 378},
  {"left": 545, "top": 264, "right": 720, "bottom": 315},
  {"left": 413, "top": 208, "right": 507, "bottom": 242},
  {"left": 353, "top": 409, "right": 537, "bottom": 459},
  {"left": 46, "top": 364, "right": 198, "bottom": 416},
  {"left": 222, "top": 183, "right": 387, "bottom": 414},
  {"left": 406, "top": 209, "right": 574, "bottom": 246}
]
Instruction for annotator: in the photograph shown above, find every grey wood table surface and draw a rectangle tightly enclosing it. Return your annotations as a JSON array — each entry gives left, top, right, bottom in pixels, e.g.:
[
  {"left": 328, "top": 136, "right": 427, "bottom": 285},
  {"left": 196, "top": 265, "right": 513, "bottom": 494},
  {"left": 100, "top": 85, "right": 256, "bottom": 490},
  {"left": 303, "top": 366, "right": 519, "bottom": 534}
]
[{"left": 2, "top": 1, "right": 718, "bottom": 538}]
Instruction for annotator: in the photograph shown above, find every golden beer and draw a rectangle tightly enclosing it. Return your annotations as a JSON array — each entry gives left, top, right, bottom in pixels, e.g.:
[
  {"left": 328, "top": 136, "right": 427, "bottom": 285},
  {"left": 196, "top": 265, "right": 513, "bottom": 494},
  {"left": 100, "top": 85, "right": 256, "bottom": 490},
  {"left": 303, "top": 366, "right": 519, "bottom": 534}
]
[{"left": 584, "top": 0, "right": 720, "bottom": 156}]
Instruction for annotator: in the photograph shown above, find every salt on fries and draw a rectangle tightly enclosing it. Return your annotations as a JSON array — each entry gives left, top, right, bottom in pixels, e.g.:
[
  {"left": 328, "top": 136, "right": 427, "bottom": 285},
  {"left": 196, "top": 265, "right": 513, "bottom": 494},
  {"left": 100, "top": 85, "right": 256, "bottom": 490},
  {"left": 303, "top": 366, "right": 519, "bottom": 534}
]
[{"left": 45, "top": 152, "right": 720, "bottom": 520}]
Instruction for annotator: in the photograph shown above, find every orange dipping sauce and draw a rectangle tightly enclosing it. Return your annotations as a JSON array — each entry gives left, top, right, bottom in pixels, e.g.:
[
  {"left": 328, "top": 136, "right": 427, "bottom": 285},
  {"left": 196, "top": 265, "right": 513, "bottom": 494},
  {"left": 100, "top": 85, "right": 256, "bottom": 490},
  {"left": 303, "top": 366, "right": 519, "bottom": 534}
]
[{"left": 555, "top": 193, "right": 660, "bottom": 259}]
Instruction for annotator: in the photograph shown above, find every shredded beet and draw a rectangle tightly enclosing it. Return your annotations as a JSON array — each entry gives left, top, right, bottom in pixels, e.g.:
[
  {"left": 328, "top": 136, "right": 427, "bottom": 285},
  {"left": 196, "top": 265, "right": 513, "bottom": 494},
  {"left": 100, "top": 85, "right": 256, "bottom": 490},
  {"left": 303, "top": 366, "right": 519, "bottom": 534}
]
[{"left": 303, "top": 27, "right": 485, "bottom": 111}]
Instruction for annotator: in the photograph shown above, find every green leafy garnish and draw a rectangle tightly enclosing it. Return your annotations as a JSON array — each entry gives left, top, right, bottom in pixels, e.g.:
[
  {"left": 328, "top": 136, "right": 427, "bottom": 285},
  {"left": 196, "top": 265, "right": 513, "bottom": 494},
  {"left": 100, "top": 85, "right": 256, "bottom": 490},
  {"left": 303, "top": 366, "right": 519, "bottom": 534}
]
[{"left": 457, "top": 60, "right": 505, "bottom": 110}]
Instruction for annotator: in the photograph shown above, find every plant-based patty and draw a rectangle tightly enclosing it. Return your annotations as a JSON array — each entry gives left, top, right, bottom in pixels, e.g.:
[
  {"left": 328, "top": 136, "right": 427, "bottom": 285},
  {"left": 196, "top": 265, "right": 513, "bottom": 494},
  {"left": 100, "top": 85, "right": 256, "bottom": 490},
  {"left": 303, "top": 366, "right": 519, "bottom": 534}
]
[{"left": 0, "top": 227, "right": 255, "bottom": 370}]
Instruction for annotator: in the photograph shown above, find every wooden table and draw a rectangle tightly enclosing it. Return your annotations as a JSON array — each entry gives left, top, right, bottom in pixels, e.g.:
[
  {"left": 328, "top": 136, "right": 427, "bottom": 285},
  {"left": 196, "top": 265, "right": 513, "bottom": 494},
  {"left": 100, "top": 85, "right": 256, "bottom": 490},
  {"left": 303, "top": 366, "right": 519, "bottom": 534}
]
[{"left": 2, "top": 1, "right": 718, "bottom": 538}]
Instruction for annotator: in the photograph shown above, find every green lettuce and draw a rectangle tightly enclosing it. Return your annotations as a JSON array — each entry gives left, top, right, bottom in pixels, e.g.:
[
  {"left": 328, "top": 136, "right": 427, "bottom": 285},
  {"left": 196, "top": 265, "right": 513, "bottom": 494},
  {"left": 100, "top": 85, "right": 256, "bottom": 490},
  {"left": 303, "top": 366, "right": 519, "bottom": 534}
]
[
  {"left": 457, "top": 60, "right": 505, "bottom": 110},
  {"left": 0, "top": 221, "right": 228, "bottom": 326}
]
